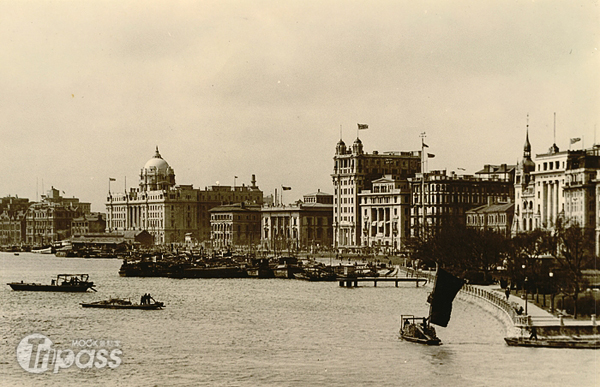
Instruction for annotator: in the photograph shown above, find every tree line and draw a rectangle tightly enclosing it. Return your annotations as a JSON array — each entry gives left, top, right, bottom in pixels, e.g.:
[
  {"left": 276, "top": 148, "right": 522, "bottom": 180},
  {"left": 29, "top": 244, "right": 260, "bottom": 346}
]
[{"left": 405, "top": 218, "right": 597, "bottom": 318}]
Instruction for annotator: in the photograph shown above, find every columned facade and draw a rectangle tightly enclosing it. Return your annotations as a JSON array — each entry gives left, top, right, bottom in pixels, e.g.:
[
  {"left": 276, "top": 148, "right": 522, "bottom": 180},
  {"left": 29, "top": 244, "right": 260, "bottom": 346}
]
[{"left": 106, "top": 148, "right": 263, "bottom": 245}]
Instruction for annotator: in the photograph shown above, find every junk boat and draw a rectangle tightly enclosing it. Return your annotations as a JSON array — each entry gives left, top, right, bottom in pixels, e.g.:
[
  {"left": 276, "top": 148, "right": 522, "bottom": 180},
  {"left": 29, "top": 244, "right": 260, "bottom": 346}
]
[
  {"left": 400, "top": 267, "right": 464, "bottom": 345},
  {"left": 81, "top": 297, "right": 165, "bottom": 310},
  {"left": 7, "top": 274, "right": 96, "bottom": 292}
]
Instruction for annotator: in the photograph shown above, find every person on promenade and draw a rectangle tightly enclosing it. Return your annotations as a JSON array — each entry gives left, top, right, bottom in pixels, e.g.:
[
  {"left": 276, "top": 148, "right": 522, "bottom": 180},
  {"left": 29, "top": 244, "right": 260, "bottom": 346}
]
[
  {"left": 505, "top": 287, "right": 510, "bottom": 301},
  {"left": 529, "top": 326, "right": 538, "bottom": 340}
]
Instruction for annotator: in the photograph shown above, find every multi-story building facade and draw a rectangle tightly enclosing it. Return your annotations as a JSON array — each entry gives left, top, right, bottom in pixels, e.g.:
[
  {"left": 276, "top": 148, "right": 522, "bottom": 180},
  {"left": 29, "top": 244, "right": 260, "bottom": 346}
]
[
  {"left": 409, "top": 169, "right": 513, "bottom": 238},
  {"left": 563, "top": 148, "right": 600, "bottom": 229},
  {"left": 531, "top": 143, "right": 570, "bottom": 229},
  {"left": 466, "top": 199, "right": 515, "bottom": 236},
  {"left": 0, "top": 196, "right": 30, "bottom": 246},
  {"left": 72, "top": 213, "right": 107, "bottom": 236},
  {"left": 332, "top": 137, "right": 421, "bottom": 250},
  {"left": 25, "top": 187, "right": 91, "bottom": 245},
  {"left": 209, "top": 203, "right": 261, "bottom": 250},
  {"left": 261, "top": 190, "right": 333, "bottom": 252},
  {"left": 596, "top": 169, "right": 600, "bottom": 257},
  {"left": 106, "top": 147, "right": 263, "bottom": 245},
  {"left": 357, "top": 175, "right": 411, "bottom": 253},
  {"left": 511, "top": 125, "right": 600, "bottom": 256}
]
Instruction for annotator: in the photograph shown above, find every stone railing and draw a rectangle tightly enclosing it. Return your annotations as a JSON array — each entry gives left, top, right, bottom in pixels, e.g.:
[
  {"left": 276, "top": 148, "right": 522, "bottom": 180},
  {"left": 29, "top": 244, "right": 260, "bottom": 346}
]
[{"left": 461, "top": 284, "right": 520, "bottom": 324}]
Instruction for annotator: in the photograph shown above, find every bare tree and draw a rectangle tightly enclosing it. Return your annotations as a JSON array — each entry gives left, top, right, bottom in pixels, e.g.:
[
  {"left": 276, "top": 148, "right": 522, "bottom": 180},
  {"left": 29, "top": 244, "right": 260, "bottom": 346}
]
[{"left": 550, "top": 217, "right": 595, "bottom": 318}]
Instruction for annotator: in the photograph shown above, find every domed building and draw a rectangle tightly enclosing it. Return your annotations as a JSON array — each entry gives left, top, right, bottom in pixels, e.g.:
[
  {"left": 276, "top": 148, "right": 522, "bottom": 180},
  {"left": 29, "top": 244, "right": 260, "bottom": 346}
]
[
  {"left": 106, "top": 147, "right": 263, "bottom": 245},
  {"left": 140, "top": 147, "right": 176, "bottom": 191}
]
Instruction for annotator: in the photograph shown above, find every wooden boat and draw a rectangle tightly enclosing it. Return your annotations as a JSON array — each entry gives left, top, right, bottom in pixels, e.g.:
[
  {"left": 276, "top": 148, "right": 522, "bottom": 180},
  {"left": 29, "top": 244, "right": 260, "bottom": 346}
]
[
  {"left": 7, "top": 274, "right": 96, "bottom": 292},
  {"left": 400, "top": 267, "right": 464, "bottom": 345},
  {"left": 31, "top": 246, "right": 54, "bottom": 254},
  {"left": 400, "top": 315, "right": 441, "bottom": 345},
  {"left": 81, "top": 297, "right": 165, "bottom": 310},
  {"left": 504, "top": 337, "right": 599, "bottom": 349}
]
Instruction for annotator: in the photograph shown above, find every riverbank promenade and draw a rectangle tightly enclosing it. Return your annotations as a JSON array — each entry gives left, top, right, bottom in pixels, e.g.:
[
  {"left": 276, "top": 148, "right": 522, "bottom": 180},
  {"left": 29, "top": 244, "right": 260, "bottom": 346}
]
[{"left": 401, "top": 267, "right": 596, "bottom": 329}]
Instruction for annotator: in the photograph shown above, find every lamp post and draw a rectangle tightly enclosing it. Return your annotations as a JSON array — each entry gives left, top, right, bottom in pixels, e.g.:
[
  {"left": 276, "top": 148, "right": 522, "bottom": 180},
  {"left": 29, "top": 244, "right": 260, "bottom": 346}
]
[
  {"left": 522, "top": 264, "right": 528, "bottom": 316},
  {"left": 549, "top": 271, "right": 555, "bottom": 314}
]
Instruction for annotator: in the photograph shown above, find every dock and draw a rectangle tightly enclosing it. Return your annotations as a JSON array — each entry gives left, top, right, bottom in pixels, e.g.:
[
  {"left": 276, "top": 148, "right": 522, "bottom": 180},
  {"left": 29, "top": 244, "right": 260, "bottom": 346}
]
[{"left": 337, "top": 277, "right": 428, "bottom": 287}]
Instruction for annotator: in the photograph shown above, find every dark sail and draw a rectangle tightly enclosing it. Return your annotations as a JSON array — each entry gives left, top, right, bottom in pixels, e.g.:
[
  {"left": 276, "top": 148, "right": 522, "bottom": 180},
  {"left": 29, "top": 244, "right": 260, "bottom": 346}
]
[{"left": 427, "top": 268, "right": 464, "bottom": 327}]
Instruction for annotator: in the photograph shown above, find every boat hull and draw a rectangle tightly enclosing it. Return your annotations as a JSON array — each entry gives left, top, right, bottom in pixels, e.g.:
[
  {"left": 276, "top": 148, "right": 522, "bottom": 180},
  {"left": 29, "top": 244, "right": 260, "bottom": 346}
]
[
  {"left": 7, "top": 283, "right": 94, "bottom": 292},
  {"left": 400, "top": 332, "right": 441, "bottom": 346},
  {"left": 81, "top": 303, "right": 164, "bottom": 310},
  {"left": 504, "top": 337, "right": 599, "bottom": 349}
]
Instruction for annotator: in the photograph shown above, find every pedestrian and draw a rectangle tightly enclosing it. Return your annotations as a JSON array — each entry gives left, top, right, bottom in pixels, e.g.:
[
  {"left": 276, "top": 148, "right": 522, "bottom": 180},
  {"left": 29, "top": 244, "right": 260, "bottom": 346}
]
[
  {"left": 505, "top": 287, "right": 510, "bottom": 301},
  {"left": 529, "top": 326, "right": 538, "bottom": 340}
]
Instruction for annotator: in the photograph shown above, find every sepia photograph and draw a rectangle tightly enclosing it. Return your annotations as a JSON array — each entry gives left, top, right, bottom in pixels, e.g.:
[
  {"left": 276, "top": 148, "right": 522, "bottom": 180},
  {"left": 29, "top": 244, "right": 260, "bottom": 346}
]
[{"left": 1, "top": 1, "right": 598, "bottom": 386}]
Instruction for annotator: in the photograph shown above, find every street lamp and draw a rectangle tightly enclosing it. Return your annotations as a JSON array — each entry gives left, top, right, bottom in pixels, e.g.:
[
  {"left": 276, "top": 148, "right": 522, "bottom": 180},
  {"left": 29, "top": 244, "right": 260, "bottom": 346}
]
[
  {"left": 522, "top": 264, "right": 528, "bottom": 316},
  {"left": 549, "top": 271, "right": 555, "bottom": 314},
  {"left": 524, "top": 276, "right": 529, "bottom": 316}
]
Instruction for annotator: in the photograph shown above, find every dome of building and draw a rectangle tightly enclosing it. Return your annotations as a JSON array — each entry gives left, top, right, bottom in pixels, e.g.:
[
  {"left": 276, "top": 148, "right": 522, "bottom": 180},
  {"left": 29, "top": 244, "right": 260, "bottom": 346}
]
[
  {"left": 336, "top": 139, "right": 347, "bottom": 154},
  {"left": 144, "top": 147, "right": 170, "bottom": 173},
  {"left": 139, "top": 146, "right": 176, "bottom": 192}
]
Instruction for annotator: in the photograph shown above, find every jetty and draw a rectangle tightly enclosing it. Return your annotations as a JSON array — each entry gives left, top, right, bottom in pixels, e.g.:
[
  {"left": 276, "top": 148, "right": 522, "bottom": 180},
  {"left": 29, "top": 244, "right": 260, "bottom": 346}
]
[{"left": 338, "top": 277, "right": 427, "bottom": 287}]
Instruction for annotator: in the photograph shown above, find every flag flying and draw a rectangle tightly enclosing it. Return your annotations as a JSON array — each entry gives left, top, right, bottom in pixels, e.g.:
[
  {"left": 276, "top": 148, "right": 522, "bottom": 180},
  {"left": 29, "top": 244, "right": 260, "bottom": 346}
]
[
  {"left": 282, "top": 186, "right": 292, "bottom": 191},
  {"left": 427, "top": 268, "right": 464, "bottom": 327},
  {"left": 422, "top": 142, "right": 429, "bottom": 148},
  {"left": 357, "top": 123, "right": 368, "bottom": 130},
  {"left": 427, "top": 153, "right": 435, "bottom": 158},
  {"left": 570, "top": 137, "right": 581, "bottom": 144},
  {"left": 234, "top": 176, "right": 238, "bottom": 178},
  {"left": 109, "top": 178, "right": 116, "bottom": 181}
]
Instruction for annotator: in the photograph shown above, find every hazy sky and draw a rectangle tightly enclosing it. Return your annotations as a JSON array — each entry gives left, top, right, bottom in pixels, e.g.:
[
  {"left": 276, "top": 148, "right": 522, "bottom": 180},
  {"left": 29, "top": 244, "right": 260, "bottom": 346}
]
[{"left": 1, "top": 0, "right": 598, "bottom": 211}]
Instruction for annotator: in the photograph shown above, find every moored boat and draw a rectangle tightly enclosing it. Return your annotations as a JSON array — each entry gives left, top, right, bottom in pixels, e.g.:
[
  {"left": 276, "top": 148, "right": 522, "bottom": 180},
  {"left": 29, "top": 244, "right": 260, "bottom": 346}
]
[
  {"left": 7, "top": 274, "right": 96, "bottom": 292},
  {"left": 504, "top": 337, "right": 599, "bottom": 349},
  {"left": 81, "top": 297, "right": 165, "bottom": 310},
  {"left": 31, "top": 246, "right": 54, "bottom": 254}
]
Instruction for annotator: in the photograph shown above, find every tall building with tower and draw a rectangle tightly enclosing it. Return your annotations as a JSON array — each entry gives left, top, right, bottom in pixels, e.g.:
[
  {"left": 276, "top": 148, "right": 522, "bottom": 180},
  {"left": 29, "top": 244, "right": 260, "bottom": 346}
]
[{"left": 331, "top": 136, "right": 421, "bottom": 251}]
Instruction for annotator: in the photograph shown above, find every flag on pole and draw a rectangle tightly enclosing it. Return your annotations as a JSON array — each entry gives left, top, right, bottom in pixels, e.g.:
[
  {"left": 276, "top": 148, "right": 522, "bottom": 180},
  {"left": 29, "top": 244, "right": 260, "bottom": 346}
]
[
  {"left": 357, "top": 123, "right": 368, "bottom": 130},
  {"left": 570, "top": 137, "right": 581, "bottom": 144},
  {"left": 282, "top": 186, "right": 292, "bottom": 191},
  {"left": 422, "top": 142, "right": 429, "bottom": 148},
  {"left": 109, "top": 178, "right": 116, "bottom": 181},
  {"left": 427, "top": 153, "right": 435, "bottom": 158},
  {"left": 234, "top": 176, "right": 238, "bottom": 178}
]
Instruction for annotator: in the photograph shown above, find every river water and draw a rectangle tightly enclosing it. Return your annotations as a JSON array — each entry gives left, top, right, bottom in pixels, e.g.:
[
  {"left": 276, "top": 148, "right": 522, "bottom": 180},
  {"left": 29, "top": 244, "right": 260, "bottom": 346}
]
[{"left": 0, "top": 252, "right": 597, "bottom": 386}]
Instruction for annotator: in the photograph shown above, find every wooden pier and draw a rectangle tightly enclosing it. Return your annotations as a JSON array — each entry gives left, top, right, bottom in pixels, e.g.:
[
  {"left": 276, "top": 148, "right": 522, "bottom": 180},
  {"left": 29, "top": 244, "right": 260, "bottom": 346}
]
[{"left": 337, "top": 277, "right": 428, "bottom": 287}]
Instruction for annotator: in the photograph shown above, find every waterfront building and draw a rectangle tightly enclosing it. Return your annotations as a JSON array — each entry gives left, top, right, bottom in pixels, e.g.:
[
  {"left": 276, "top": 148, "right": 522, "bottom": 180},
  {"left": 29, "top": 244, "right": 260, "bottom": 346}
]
[
  {"left": 466, "top": 199, "right": 515, "bottom": 236},
  {"left": 71, "top": 213, "right": 107, "bottom": 236},
  {"left": 0, "top": 196, "right": 30, "bottom": 246},
  {"left": 25, "top": 187, "right": 91, "bottom": 245},
  {"left": 357, "top": 175, "right": 411, "bottom": 253},
  {"left": 261, "top": 190, "right": 333, "bottom": 252},
  {"left": 513, "top": 125, "right": 538, "bottom": 233},
  {"left": 596, "top": 169, "right": 600, "bottom": 257},
  {"left": 409, "top": 169, "right": 512, "bottom": 238},
  {"left": 332, "top": 137, "right": 421, "bottom": 251},
  {"left": 563, "top": 147, "right": 600, "bottom": 229},
  {"left": 105, "top": 147, "right": 263, "bottom": 245},
  {"left": 209, "top": 203, "right": 261, "bottom": 250},
  {"left": 531, "top": 143, "right": 570, "bottom": 229}
]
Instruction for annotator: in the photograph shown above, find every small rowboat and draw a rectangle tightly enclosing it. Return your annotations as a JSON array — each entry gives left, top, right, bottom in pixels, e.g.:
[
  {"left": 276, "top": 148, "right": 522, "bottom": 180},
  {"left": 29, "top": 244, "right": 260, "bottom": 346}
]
[{"left": 81, "top": 297, "right": 164, "bottom": 310}]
